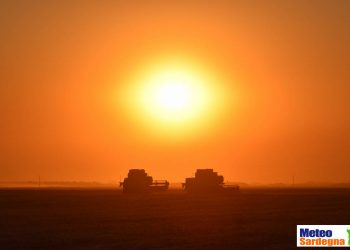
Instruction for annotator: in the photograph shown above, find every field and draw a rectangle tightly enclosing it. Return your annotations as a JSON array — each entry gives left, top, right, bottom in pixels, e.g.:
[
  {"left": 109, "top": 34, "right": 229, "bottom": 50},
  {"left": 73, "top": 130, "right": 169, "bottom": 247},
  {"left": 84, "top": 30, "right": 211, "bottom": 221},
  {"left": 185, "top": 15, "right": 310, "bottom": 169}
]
[{"left": 0, "top": 188, "right": 349, "bottom": 249}]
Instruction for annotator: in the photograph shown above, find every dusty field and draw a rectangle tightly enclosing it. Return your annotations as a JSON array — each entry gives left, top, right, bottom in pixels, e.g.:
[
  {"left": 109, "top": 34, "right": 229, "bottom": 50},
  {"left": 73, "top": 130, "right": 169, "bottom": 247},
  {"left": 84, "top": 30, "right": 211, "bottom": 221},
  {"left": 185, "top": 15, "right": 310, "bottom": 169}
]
[{"left": 0, "top": 188, "right": 349, "bottom": 249}]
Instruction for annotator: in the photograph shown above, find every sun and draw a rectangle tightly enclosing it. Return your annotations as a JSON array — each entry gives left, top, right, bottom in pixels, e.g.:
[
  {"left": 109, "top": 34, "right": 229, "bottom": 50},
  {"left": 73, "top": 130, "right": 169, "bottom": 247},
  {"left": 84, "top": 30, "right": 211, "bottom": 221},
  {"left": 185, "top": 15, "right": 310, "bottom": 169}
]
[
  {"left": 138, "top": 67, "right": 210, "bottom": 125},
  {"left": 118, "top": 57, "right": 229, "bottom": 139},
  {"left": 153, "top": 82, "right": 192, "bottom": 111}
]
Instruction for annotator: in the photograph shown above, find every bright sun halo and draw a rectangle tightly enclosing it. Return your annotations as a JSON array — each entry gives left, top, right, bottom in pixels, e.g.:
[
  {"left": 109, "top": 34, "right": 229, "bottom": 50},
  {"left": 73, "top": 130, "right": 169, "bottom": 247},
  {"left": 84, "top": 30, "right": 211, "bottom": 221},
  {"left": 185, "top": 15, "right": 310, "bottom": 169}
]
[{"left": 120, "top": 58, "right": 228, "bottom": 138}]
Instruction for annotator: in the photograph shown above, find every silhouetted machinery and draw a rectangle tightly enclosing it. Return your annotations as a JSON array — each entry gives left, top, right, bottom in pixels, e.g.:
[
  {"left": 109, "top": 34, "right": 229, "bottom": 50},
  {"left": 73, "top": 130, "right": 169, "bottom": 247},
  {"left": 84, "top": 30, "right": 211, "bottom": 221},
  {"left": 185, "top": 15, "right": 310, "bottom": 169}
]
[
  {"left": 182, "top": 169, "right": 239, "bottom": 193},
  {"left": 120, "top": 169, "right": 169, "bottom": 193}
]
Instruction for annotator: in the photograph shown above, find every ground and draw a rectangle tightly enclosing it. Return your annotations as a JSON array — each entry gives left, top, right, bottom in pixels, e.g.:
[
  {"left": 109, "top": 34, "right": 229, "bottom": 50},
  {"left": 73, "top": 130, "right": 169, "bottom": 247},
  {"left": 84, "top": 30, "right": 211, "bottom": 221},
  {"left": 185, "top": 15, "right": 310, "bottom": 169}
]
[{"left": 0, "top": 188, "right": 349, "bottom": 249}]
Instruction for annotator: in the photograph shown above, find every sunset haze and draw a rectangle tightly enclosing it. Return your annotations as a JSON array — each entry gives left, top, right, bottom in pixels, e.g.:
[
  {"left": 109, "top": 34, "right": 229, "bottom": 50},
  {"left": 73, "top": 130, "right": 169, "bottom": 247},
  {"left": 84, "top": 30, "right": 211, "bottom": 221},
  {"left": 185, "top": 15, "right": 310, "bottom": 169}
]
[{"left": 1, "top": 0, "right": 349, "bottom": 184}]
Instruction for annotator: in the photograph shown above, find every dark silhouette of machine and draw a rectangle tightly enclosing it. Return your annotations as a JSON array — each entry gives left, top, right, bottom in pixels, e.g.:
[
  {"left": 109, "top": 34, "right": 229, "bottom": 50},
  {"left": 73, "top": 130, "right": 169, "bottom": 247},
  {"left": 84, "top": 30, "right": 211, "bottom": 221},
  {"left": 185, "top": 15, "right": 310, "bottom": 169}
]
[
  {"left": 182, "top": 169, "right": 239, "bottom": 193},
  {"left": 120, "top": 169, "right": 169, "bottom": 193}
]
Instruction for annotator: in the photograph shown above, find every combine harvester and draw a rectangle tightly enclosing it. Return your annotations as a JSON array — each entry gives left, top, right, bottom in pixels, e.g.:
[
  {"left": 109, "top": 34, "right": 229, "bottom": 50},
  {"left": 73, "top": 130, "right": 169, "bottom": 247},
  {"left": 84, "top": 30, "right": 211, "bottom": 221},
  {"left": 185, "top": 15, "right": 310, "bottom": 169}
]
[
  {"left": 120, "top": 169, "right": 169, "bottom": 193},
  {"left": 182, "top": 169, "right": 239, "bottom": 193}
]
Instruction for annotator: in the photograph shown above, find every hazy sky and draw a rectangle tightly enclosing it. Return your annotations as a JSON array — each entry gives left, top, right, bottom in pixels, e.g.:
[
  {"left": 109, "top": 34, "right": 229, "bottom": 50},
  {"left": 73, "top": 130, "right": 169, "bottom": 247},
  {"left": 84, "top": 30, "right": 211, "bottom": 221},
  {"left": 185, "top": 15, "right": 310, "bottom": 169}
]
[{"left": 1, "top": 0, "right": 349, "bottom": 183}]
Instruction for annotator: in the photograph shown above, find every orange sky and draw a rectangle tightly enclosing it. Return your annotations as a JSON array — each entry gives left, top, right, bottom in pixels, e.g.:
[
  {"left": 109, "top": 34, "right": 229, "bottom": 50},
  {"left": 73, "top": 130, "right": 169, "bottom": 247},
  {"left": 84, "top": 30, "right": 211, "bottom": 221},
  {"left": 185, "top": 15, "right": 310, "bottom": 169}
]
[{"left": 1, "top": 0, "right": 349, "bottom": 184}]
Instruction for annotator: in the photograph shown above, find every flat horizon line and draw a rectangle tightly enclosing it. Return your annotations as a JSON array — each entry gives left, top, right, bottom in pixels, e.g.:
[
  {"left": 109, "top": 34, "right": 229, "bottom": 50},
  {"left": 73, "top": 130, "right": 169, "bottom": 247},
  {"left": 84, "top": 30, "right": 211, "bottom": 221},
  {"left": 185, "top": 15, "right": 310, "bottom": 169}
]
[{"left": 1, "top": 181, "right": 350, "bottom": 189}]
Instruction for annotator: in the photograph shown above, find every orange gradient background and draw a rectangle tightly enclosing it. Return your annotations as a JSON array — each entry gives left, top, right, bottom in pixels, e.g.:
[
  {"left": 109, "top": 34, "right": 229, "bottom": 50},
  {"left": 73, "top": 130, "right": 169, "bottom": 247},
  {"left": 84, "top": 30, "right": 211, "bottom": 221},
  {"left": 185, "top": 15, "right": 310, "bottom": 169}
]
[{"left": 0, "top": 0, "right": 349, "bottom": 184}]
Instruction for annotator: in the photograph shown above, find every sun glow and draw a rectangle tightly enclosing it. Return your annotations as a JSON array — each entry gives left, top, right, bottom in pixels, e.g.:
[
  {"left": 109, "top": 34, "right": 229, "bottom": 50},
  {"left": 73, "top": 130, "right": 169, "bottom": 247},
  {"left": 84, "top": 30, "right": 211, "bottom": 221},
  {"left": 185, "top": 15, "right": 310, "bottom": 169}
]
[{"left": 119, "top": 57, "right": 230, "bottom": 139}]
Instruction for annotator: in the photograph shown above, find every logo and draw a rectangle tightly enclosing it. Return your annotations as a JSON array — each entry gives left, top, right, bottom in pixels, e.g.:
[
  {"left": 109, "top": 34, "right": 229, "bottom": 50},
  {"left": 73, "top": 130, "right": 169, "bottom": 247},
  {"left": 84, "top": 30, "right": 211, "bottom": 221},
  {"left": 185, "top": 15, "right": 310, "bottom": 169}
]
[{"left": 297, "top": 225, "right": 350, "bottom": 247}]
